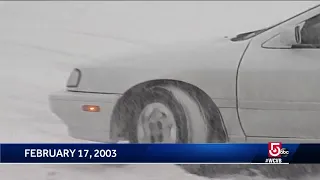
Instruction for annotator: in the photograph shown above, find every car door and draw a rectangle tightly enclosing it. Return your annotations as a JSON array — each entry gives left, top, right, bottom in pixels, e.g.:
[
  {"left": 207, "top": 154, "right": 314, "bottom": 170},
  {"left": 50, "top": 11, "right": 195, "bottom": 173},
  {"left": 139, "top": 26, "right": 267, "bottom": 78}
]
[{"left": 237, "top": 5, "right": 320, "bottom": 142}]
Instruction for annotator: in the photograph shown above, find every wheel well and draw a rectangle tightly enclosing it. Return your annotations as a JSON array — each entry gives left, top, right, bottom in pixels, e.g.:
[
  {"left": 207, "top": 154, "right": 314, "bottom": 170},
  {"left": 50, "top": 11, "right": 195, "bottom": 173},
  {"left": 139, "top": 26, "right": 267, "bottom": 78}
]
[{"left": 109, "top": 79, "right": 228, "bottom": 142}]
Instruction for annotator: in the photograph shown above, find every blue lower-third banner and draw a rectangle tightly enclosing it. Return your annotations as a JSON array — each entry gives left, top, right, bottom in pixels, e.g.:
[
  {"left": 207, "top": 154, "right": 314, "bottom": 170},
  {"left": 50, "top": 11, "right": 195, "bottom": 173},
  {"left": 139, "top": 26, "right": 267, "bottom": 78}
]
[{"left": 0, "top": 143, "right": 320, "bottom": 164}]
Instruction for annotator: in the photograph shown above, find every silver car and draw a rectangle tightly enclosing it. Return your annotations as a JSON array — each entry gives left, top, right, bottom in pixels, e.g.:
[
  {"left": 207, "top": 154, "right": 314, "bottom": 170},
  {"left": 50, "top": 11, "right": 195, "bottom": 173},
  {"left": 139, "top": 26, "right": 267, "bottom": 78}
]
[{"left": 49, "top": 4, "right": 320, "bottom": 145}]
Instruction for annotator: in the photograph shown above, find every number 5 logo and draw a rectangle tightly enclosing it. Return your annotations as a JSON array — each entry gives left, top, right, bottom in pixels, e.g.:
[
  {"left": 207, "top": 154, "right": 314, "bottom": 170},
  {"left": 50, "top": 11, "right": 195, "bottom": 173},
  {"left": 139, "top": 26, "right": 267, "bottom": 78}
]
[{"left": 268, "top": 142, "right": 282, "bottom": 157}]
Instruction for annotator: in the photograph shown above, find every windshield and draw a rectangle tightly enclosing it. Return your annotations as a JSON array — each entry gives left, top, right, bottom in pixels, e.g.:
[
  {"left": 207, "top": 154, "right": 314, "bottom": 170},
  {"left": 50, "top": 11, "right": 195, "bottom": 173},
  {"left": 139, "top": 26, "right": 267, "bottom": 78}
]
[{"left": 231, "top": 4, "right": 320, "bottom": 41}]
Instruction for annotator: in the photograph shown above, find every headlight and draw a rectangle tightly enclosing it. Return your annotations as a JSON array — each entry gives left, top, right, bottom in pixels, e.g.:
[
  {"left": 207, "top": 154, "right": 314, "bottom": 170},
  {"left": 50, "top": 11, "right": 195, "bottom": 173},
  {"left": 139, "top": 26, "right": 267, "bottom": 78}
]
[{"left": 66, "top": 68, "right": 81, "bottom": 88}]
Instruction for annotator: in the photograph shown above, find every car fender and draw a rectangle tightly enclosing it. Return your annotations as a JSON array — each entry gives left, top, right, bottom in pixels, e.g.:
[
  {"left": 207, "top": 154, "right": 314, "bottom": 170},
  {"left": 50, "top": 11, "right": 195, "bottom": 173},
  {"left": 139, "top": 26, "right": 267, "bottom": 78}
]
[{"left": 70, "top": 39, "right": 250, "bottom": 108}]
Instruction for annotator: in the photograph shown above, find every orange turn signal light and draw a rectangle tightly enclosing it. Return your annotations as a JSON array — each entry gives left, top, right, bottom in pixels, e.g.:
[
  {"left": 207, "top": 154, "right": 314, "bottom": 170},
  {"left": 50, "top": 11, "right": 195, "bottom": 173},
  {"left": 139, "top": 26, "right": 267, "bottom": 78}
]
[{"left": 82, "top": 105, "right": 100, "bottom": 112}]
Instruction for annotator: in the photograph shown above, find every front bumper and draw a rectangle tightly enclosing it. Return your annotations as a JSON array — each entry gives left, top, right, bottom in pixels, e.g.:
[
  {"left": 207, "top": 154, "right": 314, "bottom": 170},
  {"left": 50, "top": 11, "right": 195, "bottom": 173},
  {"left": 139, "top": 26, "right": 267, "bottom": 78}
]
[{"left": 49, "top": 90, "right": 121, "bottom": 142}]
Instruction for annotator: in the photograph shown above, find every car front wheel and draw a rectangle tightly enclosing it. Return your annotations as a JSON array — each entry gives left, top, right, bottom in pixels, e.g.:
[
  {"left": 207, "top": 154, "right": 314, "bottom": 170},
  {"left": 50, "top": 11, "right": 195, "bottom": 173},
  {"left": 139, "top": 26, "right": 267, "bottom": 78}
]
[
  {"left": 127, "top": 85, "right": 213, "bottom": 143},
  {"left": 125, "top": 85, "right": 227, "bottom": 175}
]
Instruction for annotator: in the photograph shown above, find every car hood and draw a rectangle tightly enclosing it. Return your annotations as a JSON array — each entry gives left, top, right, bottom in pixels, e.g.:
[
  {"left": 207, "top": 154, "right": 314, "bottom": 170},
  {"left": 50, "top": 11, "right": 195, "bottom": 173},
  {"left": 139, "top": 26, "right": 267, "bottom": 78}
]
[
  {"left": 91, "top": 36, "right": 236, "bottom": 68},
  {"left": 69, "top": 37, "right": 251, "bottom": 101}
]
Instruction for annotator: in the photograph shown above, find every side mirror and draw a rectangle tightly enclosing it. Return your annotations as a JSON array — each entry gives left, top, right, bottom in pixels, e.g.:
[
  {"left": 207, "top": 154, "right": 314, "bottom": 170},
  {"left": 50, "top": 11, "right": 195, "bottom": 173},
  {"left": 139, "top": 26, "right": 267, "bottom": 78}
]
[{"left": 279, "top": 23, "right": 304, "bottom": 46}]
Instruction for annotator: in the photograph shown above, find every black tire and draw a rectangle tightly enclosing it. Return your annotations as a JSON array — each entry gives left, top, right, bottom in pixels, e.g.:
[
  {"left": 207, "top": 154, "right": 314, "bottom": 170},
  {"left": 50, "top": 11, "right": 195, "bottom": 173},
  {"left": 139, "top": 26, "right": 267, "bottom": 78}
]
[
  {"left": 126, "top": 85, "right": 222, "bottom": 143},
  {"left": 124, "top": 85, "right": 227, "bottom": 174}
]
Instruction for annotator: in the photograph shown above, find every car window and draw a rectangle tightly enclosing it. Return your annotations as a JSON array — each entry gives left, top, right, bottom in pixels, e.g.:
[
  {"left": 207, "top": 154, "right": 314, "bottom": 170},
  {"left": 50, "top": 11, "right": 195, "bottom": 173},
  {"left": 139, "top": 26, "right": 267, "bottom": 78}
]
[
  {"left": 301, "top": 14, "right": 320, "bottom": 44},
  {"left": 231, "top": 4, "right": 320, "bottom": 42}
]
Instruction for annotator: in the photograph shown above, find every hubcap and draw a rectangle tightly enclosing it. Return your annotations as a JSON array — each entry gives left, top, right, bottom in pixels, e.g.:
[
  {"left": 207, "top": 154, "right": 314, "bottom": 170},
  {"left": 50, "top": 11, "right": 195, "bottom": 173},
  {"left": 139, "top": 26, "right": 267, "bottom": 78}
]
[{"left": 137, "top": 102, "right": 177, "bottom": 143}]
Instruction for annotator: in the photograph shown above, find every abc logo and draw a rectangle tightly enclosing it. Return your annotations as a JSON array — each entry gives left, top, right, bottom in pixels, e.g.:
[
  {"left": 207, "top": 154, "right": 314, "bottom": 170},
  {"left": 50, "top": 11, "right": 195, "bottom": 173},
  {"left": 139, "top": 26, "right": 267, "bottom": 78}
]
[
  {"left": 280, "top": 148, "right": 289, "bottom": 157},
  {"left": 268, "top": 142, "right": 289, "bottom": 157}
]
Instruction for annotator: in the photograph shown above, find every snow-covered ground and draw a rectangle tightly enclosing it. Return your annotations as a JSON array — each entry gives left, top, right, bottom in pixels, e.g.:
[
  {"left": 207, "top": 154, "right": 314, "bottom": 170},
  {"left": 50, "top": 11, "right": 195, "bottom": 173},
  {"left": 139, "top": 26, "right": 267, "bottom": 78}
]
[{"left": 0, "top": 1, "right": 319, "bottom": 180}]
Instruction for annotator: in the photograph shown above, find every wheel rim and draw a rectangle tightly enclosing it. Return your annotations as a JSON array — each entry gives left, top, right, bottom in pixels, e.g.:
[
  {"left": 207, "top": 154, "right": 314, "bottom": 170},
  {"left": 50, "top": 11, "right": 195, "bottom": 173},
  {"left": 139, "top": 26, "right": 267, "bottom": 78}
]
[{"left": 137, "top": 102, "right": 177, "bottom": 143}]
